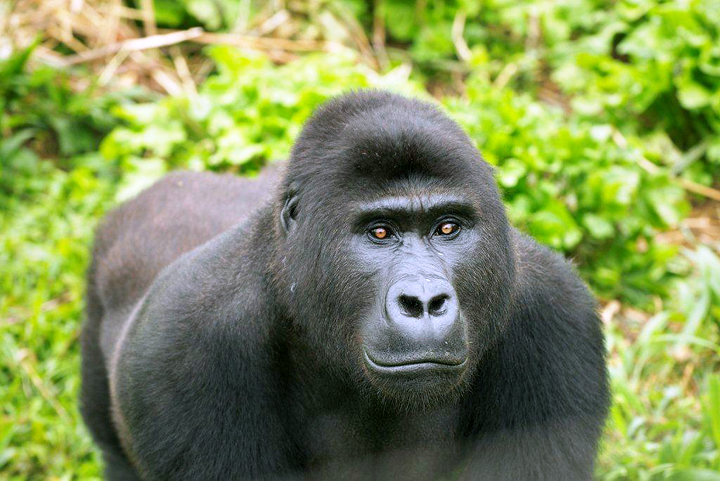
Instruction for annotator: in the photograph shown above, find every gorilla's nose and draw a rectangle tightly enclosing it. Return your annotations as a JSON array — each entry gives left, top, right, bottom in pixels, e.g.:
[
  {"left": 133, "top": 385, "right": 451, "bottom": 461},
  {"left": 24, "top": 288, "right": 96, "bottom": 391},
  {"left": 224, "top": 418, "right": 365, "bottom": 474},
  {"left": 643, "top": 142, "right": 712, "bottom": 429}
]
[
  {"left": 365, "top": 277, "right": 466, "bottom": 369},
  {"left": 387, "top": 278, "right": 459, "bottom": 332}
]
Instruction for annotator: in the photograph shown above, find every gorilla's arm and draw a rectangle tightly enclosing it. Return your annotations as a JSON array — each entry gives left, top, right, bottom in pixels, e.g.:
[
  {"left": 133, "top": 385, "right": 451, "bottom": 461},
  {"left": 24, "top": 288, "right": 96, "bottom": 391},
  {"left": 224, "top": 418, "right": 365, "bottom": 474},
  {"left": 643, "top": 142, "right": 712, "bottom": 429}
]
[
  {"left": 110, "top": 214, "right": 299, "bottom": 480},
  {"left": 461, "top": 231, "right": 609, "bottom": 480}
]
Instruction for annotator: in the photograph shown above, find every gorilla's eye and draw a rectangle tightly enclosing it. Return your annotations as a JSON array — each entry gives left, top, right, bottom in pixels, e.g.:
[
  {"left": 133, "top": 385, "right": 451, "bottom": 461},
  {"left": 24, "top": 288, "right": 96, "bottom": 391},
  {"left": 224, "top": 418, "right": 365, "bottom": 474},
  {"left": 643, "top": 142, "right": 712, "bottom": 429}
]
[
  {"left": 436, "top": 222, "right": 460, "bottom": 236},
  {"left": 370, "top": 226, "right": 390, "bottom": 240}
]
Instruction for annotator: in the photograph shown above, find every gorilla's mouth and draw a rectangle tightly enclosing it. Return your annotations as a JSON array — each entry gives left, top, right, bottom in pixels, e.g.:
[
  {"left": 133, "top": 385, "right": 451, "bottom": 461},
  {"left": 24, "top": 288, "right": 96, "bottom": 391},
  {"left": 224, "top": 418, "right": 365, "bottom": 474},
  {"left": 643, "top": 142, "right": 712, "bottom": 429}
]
[{"left": 362, "top": 349, "right": 467, "bottom": 375}]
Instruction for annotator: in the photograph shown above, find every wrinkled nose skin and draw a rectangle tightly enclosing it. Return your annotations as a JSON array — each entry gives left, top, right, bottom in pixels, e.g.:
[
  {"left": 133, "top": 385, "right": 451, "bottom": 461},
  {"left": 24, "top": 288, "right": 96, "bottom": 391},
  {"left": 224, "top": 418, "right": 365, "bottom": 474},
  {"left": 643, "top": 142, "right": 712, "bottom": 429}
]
[
  {"left": 387, "top": 278, "right": 458, "bottom": 330},
  {"left": 363, "top": 276, "right": 469, "bottom": 373}
]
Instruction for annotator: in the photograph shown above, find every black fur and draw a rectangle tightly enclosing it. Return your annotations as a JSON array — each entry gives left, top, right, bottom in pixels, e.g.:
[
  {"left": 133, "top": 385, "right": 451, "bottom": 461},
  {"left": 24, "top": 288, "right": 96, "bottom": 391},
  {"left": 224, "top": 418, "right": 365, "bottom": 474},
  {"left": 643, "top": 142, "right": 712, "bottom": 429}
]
[{"left": 80, "top": 91, "right": 609, "bottom": 480}]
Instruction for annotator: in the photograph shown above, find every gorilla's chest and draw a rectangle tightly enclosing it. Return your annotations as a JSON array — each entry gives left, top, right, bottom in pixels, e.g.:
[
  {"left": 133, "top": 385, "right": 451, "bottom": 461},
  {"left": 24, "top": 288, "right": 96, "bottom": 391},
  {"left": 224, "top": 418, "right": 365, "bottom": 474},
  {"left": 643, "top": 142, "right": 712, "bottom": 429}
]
[{"left": 295, "top": 404, "right": 463, "bottom": 480}]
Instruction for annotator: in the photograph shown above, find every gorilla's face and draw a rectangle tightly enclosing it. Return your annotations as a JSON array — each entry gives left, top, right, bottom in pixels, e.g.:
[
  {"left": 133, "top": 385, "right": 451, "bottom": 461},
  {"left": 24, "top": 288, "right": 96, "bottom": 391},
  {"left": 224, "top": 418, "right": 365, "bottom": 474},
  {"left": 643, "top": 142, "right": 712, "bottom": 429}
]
[
  {"left": 351, "top": 186, "right": 483, "bottom": 400},
  {"left": 277, "top": 94, "right": 515, "bottom": 406}
]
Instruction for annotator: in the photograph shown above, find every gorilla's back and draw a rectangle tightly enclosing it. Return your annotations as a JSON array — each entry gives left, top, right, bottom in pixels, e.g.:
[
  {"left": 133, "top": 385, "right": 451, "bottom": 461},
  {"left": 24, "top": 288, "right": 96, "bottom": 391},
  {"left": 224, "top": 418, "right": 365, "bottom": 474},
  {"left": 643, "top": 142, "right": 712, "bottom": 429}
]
[
  {"left": 87, "top": 168, "right": 280, "bottom": 362},
  {"left": 81, "top": 168, "right": 281, "bottom": 472}
]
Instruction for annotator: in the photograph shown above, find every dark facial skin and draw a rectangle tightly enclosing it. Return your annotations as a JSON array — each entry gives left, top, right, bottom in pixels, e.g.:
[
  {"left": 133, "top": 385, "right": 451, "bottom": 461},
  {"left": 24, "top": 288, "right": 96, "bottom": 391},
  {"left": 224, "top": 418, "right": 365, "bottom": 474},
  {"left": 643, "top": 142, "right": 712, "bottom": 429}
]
[
  {"left": 355, "top": 193, "right": 473, "bottom": 391},
  {"left": 81, "top": 90, "right": 609, "bottom": 481}
]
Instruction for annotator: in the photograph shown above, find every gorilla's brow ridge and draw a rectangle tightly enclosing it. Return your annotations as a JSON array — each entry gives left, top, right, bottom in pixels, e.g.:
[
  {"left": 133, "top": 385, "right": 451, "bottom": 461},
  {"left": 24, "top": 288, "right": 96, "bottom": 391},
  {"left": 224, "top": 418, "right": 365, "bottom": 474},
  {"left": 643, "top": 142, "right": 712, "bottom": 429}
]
[{"left": 352, "top": 194, "right": 477, "bottom": 222}]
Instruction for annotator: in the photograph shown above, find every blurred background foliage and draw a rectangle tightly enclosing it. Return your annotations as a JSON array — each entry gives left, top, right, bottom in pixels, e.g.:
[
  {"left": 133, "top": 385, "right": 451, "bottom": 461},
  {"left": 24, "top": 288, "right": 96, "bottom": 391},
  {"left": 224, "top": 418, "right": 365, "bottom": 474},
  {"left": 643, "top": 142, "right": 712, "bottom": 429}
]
[{"left": 1, "top": 0, "right": 719, "bottom": 479}]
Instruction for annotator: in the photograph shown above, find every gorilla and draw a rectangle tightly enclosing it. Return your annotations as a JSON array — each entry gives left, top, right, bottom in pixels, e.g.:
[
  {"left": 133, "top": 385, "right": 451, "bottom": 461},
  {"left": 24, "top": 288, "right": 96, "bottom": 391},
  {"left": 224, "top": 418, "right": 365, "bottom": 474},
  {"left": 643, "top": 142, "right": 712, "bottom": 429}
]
[{"left": 81, "top": 90, "right": 609, "bottom": 480}]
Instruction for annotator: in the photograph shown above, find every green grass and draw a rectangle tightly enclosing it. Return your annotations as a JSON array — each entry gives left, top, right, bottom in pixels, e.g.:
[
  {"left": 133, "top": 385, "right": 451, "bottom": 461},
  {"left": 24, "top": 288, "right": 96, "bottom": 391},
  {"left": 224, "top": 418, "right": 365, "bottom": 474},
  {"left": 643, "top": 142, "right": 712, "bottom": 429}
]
[{"left": 1, "top": 167, "right": 113, "bottom": 480}]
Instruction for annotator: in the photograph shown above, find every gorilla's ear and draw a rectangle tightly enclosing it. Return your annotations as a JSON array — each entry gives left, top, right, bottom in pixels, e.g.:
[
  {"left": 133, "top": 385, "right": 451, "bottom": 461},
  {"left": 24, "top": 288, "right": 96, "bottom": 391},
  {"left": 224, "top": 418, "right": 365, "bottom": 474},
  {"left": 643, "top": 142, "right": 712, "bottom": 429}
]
[{"left": 280, "top": 183, "right": 299, "bottom": 234}]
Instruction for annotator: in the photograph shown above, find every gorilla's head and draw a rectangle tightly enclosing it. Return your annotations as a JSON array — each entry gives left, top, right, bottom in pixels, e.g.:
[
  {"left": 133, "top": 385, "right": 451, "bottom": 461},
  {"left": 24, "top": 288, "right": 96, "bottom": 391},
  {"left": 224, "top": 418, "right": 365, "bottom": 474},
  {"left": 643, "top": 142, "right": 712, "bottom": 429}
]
[{"left": 273, "top": 91, "right": 516, "bottom": 406}]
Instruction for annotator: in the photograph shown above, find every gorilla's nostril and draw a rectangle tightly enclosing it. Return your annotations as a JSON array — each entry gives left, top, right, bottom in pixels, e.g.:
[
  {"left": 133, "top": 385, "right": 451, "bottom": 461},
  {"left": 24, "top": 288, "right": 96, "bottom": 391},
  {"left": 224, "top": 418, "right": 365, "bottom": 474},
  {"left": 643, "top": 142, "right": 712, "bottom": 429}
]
[
  {"left": 428, "top": 295, "right": 449, "bottom": 317},
  {"left": 398, "top": 295, "right": 423, "bottom": 318}
]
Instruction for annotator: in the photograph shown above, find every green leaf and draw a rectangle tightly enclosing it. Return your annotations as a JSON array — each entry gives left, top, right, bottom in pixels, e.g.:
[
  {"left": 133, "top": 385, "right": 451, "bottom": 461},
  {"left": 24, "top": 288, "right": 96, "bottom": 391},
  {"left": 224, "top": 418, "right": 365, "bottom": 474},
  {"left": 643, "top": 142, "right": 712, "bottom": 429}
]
[
  {"left": 582, "top": 213, "right": 614, "bottom": 239},
  {"left": 115, "top": 157, "right": 167, "bottom": 202},
  {"left": 497, "top": 158, "right": 527, "bottom": 188},
  {"left": 0, "top": 129, "right": 37, "bottom": 158},
  {"left": 678, "top": 82, "right": 712, "bottom": 109},
  {"left": 704, "top": 375, "right": 720, "bottom": 451},
  {"left": 0, "top": 39, "right": 39, "bottom": 80},
  {"left": 667, "top": 469, "right": 720, "bottom": 481}
]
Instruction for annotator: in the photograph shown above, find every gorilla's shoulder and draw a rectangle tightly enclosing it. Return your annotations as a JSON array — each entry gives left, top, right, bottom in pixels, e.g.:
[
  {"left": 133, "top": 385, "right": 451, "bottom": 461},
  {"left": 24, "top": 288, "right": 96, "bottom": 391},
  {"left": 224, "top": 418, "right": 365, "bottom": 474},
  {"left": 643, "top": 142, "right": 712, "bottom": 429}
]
[
  {"left": 123, "top": 220, "right": 278, "bottom": 373},
  {"left": 505, "top": 229, "right": 604, "bottom": 366},
  {"left": 510, "top": 228, "right": 597, "bottom": 320},
  {"left": 493, "top": 229, "right": 607, "bottom": 413}
]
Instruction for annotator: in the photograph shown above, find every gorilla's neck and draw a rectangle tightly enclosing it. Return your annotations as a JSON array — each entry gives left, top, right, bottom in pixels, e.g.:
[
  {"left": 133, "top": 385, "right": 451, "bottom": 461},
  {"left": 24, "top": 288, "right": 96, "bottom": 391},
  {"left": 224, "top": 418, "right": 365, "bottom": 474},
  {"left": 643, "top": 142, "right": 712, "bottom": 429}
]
[{"left": 278, "top": 335, "right": 463, "bottom": 474}]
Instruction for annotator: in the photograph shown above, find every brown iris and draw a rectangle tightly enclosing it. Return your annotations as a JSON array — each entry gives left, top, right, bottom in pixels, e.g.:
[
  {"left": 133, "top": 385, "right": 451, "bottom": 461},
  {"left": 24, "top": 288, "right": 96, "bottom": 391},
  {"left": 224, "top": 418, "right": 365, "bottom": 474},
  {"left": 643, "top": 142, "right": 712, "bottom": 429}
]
[
  {"left": 371, "top": 227, "right": 388, "bottom": 239},
  {"left": 438, "top": 222, "right": 458, "bottom": 236}
]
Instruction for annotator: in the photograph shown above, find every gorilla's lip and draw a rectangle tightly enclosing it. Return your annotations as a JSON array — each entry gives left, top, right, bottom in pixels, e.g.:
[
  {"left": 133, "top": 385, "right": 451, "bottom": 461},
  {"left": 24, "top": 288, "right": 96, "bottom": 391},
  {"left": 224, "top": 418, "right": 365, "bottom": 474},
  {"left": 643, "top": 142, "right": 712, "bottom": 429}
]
[{"left": 362, "top": 349, "right": 467, "bottom": 374}]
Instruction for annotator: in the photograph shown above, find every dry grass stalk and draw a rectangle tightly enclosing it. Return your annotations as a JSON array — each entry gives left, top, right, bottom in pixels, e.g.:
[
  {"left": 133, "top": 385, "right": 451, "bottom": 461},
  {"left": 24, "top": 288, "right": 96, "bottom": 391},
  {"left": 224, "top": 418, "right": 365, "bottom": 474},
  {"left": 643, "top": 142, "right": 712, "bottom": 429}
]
[
  {"left": 193, "top": 32, "right": 343, "bottom": 53},
  {"left": 254, "top": 9, "right": 291, "bottom": 36},
  {"left": 170, "top": 46, "right": 197, "bottom": 96},
  {"left": 372, "top": 0, "right": 389, "bottom": 70},
  {"left": 63, "top": 27, "right": 205, "bottom": 65},
  {"left": 452, "top": 11, "right": 471, "bottom": 63},
  {"left": 612, "top": 130, "right": 720, "bottom": 203},
  {"left": 2, "top": 0, "right": 384, "bottom": 94},
  {"left": 139, "top": 0, "right": 157, "bottom": 36}
]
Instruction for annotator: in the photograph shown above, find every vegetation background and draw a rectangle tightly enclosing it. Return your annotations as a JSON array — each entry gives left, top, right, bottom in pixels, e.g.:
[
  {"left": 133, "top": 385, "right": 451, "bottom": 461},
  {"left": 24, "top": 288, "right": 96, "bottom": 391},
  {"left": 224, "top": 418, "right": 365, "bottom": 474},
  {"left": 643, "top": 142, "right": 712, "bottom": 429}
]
[{"left": 1, "top": 0, "right": 719, "bottom": 479}]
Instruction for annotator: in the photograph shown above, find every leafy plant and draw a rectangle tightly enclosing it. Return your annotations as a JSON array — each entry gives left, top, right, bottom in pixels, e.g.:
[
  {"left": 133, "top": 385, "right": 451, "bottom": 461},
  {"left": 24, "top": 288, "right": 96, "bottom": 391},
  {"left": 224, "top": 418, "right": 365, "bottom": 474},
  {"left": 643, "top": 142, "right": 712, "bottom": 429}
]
[
  {"left": 0, "top": 44, "right": 143, "bottom": 209},
  {"left": 546, "top": 0, "right": 720, "bottom": 181},
  {"left": 100, "top": 47, "right": 424, "bottom": 200}
]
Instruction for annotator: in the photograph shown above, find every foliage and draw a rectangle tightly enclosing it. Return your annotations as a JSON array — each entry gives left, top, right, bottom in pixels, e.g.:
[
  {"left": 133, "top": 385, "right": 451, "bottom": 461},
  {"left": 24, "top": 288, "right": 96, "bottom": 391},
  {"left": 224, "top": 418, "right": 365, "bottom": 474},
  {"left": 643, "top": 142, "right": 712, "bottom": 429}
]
[
  {"left": 1, "top": 0, "right": 720, "bottom": 479},
  {"left": 536, "top": 0, "right": 720, "bottom": 188},
  {"left": 100, "top": 47, "right": 424, "bottom": 201},
  {"left": 0, "top": 44, "right": 143, "bottom": 209},
  {"left": 0, "top": 165, "right": 113, "bottom": 479},
  {"left": 370, "top": 0, "right": 720, "bottom": 181},
  {"left": 0, "top": 47, "right": 130, "bottom": 479}
]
